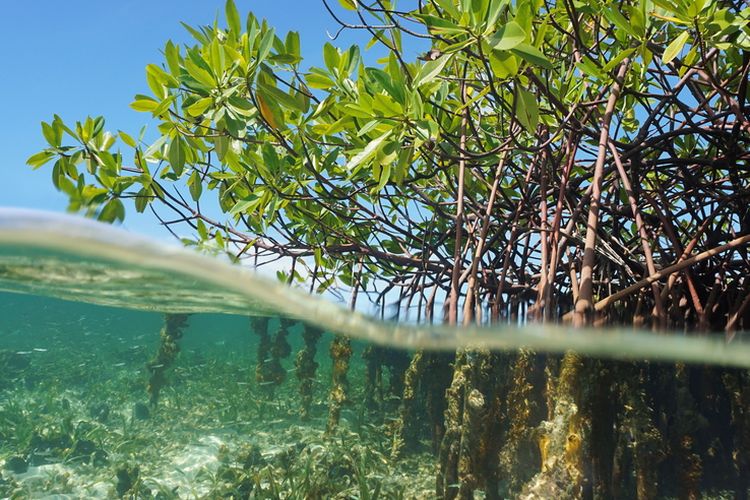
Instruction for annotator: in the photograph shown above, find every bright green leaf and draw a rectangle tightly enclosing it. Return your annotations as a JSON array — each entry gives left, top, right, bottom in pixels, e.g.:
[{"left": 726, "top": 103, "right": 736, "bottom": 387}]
[
  {"left": 510, "top": 43, "right": 553, "bottom": 69},
  {"left": 189, "top": 170, "right": 203, "bottom": 201},
  {"left": 119, "top": 130, "right": 138, "bottom": 148},
  {"left": 662, "top": 31, "right": 690, "bottom": 64},
  {"left": 27, "top": 151, "right": 55, "bottom": 169},
  {"left": 489, "top": 22, "right": 526, "bottom": 51},
  {"left": 168, "top": 137, "right": 186, "bottom": 176},
  {"left": 346, "top": 130, "right": 392, "bottom": 173},
  {"left": 130, "top": 98, "right": 159, "bottom": 112},
  {"left": 515, "top": 88, "right": 539, "bottom": 132},
  {"left": 413, "top": 53, "right": 452, "bottom": 87},
  {"left": 187, "top": 97, "right": 213, "bottom": 117},
  {"left": 225, "top": 0, "right": 241, "bottom": 34}
]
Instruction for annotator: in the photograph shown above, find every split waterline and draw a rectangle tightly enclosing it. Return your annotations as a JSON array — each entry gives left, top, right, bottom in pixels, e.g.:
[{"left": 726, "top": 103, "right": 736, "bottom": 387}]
[{"left": 0, "top": 208, "right": 748, "bottom": 367}]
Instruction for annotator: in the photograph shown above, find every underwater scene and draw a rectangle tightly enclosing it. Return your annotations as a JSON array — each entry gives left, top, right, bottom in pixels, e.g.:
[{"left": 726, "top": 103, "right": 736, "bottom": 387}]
[
  {"left": 1, "top": 211, "right": 750, "bottom": 499},
  {"left": 0, "top": 293, "right": 435, "bottom": 498}
]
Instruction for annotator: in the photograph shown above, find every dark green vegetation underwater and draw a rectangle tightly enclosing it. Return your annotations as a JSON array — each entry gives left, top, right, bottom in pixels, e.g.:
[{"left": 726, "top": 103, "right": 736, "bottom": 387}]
[{"left": 2, "top": 290, "right": 750, "bottom": 499}]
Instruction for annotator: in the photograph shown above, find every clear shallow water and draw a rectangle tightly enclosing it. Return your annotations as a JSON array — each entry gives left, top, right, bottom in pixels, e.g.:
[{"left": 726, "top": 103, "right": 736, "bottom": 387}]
[
  {"left": 1, "top": 209, "right": 750, "bottom": 498},
  {"left": 0, "top": 293, "right": 382, "bottom": 497}
]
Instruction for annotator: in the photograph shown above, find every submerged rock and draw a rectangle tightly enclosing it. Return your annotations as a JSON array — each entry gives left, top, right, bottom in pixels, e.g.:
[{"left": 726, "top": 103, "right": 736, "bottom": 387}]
[
  {"left": 115, "top": 464, "right": 141, "bottom": 497},
  {"left": 3, "top": 456, "right": 27, "bottom": 474},
  {"left": 70, "top": 439, "right": 108, "bottom": 466},
  {"left": 88, "top": 402, "right": 110, "bottom": 423},
  {"left": 133, "top": 402, "right": 150, "bottom": 420}
]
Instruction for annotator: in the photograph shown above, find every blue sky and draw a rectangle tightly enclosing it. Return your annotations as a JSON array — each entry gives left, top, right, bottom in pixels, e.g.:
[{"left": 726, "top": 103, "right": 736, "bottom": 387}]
[{"left": 0, "top": 1, "right": 397, "bottom": 239}]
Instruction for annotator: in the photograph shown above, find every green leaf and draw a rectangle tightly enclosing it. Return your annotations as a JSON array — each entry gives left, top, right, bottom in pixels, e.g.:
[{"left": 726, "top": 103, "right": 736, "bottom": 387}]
[
  {"left": 662, "top": 31, "right": 690, "bottom": 64},
  {"left": 152, "top": 95, "right": 176, "bottom": 117},
  {"left": 285, "top": 31, "right": 301, "bottom": 62},
  {"left": 184, "top": 56, "right": 216, "bottom": 88},
  {"left": 413, "top": 53, "right": 452, "bottom": 87},
  {"left": 577, "top": 57, "right": 604, "bottom": 79},
  {"left": 306, "top": 69, "right": 335, "bottom": 89},
  {"left": 434, "top": 0, "right": 461, "bottom": 19},
  {"left": 413, "top": 14, "right": 465, "bottom": 35},
  {"left": 146, "top": 63, "right": 179, "bottom": 88},
  {"left": 603, "top": 8, "right": 638, "bottom": 37},
  {"left": 134, "top": 188, "right": 149, "bottom": 213},
  {"left": 168, "top": 137, "right": 186, "bottom": 176},
  {"left": 258, "top": 82, "right": 307, "bottom": 112},
  {"left": 366, "top": 67, "right": 405, "bottom": 103},
  {"left": 485, "top": 0, "right": 506, "bottom": 32},
  {"left": 346, "top": 130, "right": 392, "bottom": 173},
  {"left": 225, "top": 0, "right": 241, "bottom": 34},
  {"left": 230, "top": 193, "right": 263, "bottom": 215},
  {"left": 26, "top": 151, "right": 55, "bottom": 169},
  {"left": 338, "top": 0, "right": 357, "bottom": 10},
  {"left": 489, "top": 50, "right": 519, "bottom": 79},
  {"left": 196, "top": 218, "right": 208, "bottom": 239},
  {"left": 41, "top": 121, "right": 61, "bottom": 147},
  {"left": 515, "top": 88, "right": 539, "bottom": 132},
  {"left": 374, "top": 160, "right": 392, "bottom": 192},
  {"left": 188, "top": 170, "right": 203, "bottom": 201},
  {"left": 130, "top": 98, "right": 159, "bottom": 112},
  {"left": 164, "top": 41, "right": 181, "bottom": 75},
  {"left": 603, "top": 48, "right": 635, "bottom": 73},
  {"left": 98, "top": 198, "right": 125, "bottom": 223},
  {"left": 119, "top": 130, "right": 138, "bottom": 148},
  {"left": 187, "top": 97, "right": 213, "bottom": 117},
  {"left": 256, "top": 28, "right": 275, "bottom": 63},
  {"left": 489, "top": 22, "right": 526, "bottom": 51},
  {"left": 510, "top": 43, "right": 553, "bottom": 69},
  {"left": 181, "top": 21, "right": 208, "bottom": 44},
  {"left": 323, "top": 43, "right": 340, "bottom": 73},
  {"left": 629, "top": 5, "right": 646, "bottom": 37}
]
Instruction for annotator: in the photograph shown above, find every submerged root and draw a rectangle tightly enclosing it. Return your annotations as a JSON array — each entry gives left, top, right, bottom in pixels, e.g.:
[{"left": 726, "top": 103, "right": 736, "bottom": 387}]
[
  {"left": 672, "top": 364, "right": 705, "bottom": 500},
  {"left": 722, "top": 370, "right": 750, "bottom": 499},
  {"left": 295, "top": 323, "right": 322, "bottom": 420},
  {"left": 437, "top": 350, "right": 468, "bottom": 499},
  {"left": 146, "top": 313, "right": 189, "bottom": 407},
  {"left": 622, "top": 365, "right": 664, "bottom": 500},
  {"left": 437, "top": 350, "right": 500, "bottom": 499},
  {"left": 254, "top": 317, "right": 292, "bottom": 397},
  {"left": 520, "top": 351, "right": 586, "bottom": 499},
  {"left": 498, "top": 350, "right": 538, "bottom": 494},
  {"left": 326, "top": 335, "right": 352, "bottom": 434},
  {"left": 391, "top": 350, "right": 425, "bottom": 460}
]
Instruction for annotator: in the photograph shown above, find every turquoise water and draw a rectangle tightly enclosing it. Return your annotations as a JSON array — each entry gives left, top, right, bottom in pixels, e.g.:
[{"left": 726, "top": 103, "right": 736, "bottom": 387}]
[
  {"left": 0, "top": 293, "right": 387, "bottom": 497},
  {"left": 2, "top": 210, "right": 750, "bottom": 498}
]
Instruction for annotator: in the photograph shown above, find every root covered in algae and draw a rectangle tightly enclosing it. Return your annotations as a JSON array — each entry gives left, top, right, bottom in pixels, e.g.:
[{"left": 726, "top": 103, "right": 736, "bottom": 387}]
[
  {"left": 146, "top": 313, "right": 189, "bottom": 407},
  {"left": 326, "top": 334, "right": 352, "bottom": 434},
  {"left": 520, "top": 351, "right": 586, "bottom": 499},
  {"left": 363, "top": 345, "right": 410, "bottom": 415},
  {"left": 295, "top": 323, "right": 322, "bottom": 420},
  {"left": 391, "top": 350, "right": 425, "bottom": 459},
  {"left": 498, "top": 350, "right": 539, "bottom": 493},
  {"left": 392, "top": 351, "right": 453, "bottom": 460},
  {"left": 253, "top": 316, "right": 292, "bottom": 397}
]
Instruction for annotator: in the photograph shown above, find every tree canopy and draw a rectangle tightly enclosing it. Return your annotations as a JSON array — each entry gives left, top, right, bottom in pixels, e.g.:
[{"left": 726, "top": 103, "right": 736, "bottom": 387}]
[{"left": 29, "top": 0, "right": 750, "bottom": 330}]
